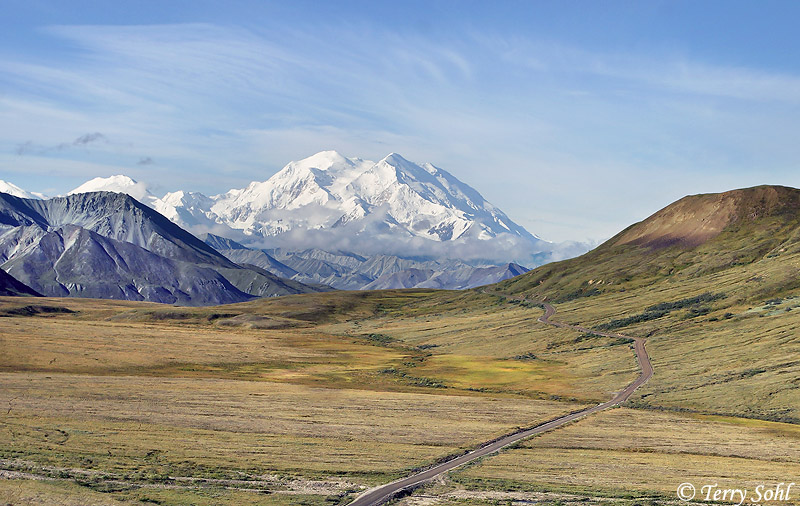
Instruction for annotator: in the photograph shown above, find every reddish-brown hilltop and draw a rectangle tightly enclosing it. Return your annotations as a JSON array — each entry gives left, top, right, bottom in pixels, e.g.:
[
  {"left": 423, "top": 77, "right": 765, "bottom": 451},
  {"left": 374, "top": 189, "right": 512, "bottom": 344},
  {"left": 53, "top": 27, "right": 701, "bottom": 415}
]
[
  {"left": 497, "top": 185, "right": 800, "bottom": 301},
  {"left": 613, "top": 185, "right": 800, "bottom": 250}
]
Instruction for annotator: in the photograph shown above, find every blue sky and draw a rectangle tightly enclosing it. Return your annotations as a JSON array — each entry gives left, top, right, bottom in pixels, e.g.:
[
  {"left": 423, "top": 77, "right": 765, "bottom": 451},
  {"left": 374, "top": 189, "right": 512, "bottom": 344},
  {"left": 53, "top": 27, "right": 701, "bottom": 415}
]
[{"left": 3, "top": 1, "right": 800, "bottom": 242}]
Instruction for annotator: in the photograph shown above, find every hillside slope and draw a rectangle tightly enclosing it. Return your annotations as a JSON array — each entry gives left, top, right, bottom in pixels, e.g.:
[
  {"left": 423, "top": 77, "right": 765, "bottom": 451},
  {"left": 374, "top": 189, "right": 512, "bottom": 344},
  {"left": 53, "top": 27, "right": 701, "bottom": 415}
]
[
  {"left": 499, "top": 185, "right": 800, "bottom": 302},
  {"left": 491, "top": 184, "right": 800, "bottom": 423}
]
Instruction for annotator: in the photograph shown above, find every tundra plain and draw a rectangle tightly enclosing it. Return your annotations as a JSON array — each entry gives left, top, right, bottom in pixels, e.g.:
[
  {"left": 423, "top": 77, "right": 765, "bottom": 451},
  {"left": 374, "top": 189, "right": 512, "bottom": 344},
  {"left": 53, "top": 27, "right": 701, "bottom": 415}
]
[{"left": 2, "top": 272, "right": 800, "bottom": 505}]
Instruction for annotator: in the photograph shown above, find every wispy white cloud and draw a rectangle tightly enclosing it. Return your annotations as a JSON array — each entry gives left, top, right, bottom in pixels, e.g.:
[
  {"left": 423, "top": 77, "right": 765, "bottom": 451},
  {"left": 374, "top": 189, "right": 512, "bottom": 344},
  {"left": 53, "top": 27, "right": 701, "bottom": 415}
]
[
  {"left": 589, "top": 57, "right": 800, "bottom": 104},
  {"left": 2, "top": 22, "right": 800, "bottom": 242},
  {"left": 495, "top": 37, "right": 800, "bottom": 104}
]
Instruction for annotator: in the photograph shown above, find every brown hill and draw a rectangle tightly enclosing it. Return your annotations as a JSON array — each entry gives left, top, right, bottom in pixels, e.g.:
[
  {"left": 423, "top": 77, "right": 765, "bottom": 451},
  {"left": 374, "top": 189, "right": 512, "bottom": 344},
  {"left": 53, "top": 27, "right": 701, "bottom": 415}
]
[
  {"left": 613, "top": 185, "right": 800, "bottom": 249},
  {"left": 498, "top": 185, "right": 800, "bottom": 301}
]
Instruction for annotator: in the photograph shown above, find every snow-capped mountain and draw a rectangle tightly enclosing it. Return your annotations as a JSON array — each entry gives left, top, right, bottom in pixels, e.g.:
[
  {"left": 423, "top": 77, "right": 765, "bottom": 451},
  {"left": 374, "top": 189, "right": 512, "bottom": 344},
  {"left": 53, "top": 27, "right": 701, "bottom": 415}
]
[
  {"left": 155, "top": 191, "right": 220, "bottom": 230},
  {"left": 207, "top": 151, "right": 375, "bottom": 236},
  {"left": 204, "top": 151, "right": 537, "bottom": 242},
  {"left": 0, "top": 180, "right": 46, "bottom": 199},
  {"left": 0, "top": 152, "right": 589, "bottom": 292},
  {"left": 68, "top": 175, "right": 159, "bottom": 206},
  {"left": 60, "top": 151, "right": 540, "bottom": 255},
  {"left": 54, "top": 151, "right": 550, "bottom": 269}
]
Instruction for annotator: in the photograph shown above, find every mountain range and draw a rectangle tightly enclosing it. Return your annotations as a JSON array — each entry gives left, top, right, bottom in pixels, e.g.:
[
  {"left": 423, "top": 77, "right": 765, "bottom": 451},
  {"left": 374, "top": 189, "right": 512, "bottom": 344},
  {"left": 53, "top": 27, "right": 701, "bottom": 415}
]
[
  {"left": 0, "top": 192, "right": 326, "bottom": 305},
  {"left": 202, "top": 233, "right": 529, "bottom": 290},
  {"left": 65, "top": 151, "right": 541, "bottom": 251},
  {"left": 3, "top": 179, "right": 798, "bottom": 309},
  {"left": 0, "top": 151, "right": 546, "bottom": 302}
]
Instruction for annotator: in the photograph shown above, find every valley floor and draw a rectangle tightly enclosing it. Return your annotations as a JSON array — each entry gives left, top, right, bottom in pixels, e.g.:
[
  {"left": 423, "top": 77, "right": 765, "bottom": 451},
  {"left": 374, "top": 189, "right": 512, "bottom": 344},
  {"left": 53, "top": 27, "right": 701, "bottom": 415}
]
[{"left": 1, "top": 287, "right": 798, "bottom": 505}]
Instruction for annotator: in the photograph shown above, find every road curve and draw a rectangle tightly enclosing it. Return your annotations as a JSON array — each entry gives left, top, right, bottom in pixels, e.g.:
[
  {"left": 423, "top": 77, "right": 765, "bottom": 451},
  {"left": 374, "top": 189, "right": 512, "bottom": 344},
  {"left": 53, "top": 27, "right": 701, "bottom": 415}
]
[{"left": 346, "top": 301, "right": 653, "bottom": 506}]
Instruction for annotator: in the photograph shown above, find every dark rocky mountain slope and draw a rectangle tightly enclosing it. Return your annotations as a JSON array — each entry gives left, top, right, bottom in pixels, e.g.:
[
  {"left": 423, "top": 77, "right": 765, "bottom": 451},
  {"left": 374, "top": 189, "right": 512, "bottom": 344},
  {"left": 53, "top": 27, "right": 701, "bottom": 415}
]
[
  {"left": 0, "top": 268, "right": 41, "bottom": 297},
  {"left": 0, "top": 192, "right": 325, "bottom": 305}
]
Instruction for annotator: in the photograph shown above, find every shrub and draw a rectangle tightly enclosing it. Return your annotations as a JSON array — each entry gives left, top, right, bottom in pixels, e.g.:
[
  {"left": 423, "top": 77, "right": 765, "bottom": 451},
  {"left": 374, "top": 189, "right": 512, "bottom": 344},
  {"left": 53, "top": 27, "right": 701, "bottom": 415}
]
[
  {"left": 595, "top": 310, "right": 668, "bottom": 331},
  {"left": 645, "top": 292, "right": 726, "bottom": 312}
]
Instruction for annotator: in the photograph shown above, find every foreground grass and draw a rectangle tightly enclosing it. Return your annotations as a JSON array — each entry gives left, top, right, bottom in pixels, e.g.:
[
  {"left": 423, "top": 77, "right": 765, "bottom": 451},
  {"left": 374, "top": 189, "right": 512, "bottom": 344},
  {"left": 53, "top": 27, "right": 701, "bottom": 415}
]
[
  {"left": 0, "top": 293, "right": 594, "bottom": 504},
  {"left": 2, "top": 271, "right": 799, "bottom": 505},
  {"left": 397, "top": 407, "right": 800, "bottom": 504},
  {"left": 0, "top": 479, "right": 336, "bottom": 506},
  {"left": 1, "top": 373, "right": 579, "bottom": 480}
]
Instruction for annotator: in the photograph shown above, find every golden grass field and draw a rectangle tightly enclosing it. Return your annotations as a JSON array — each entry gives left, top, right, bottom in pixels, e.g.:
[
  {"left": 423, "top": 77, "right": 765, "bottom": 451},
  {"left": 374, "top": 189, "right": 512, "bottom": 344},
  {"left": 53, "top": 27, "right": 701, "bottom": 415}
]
[
  {"left": 0, "top": 293, "right": 593, "bottom": 505},
  {"left": 2, "top": 266, "right": 799, "bottom": 505},
  {"left": 443, "top": 408, "right": 800, "bottom": 502}
]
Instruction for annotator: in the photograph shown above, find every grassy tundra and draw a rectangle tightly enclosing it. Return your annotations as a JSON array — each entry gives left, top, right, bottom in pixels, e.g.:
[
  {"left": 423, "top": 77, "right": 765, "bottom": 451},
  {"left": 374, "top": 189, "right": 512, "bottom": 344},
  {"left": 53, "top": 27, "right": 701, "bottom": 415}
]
[{"left": 2, "top": 278, "right": 800, "bottom": 505}]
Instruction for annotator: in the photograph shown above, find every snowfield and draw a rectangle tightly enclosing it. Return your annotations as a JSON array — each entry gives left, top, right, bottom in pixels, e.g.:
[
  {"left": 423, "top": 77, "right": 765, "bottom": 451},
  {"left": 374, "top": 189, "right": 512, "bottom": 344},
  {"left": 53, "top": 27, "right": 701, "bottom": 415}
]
[{"left": 62, "top": 150, "right": 540, "bottom": 246}]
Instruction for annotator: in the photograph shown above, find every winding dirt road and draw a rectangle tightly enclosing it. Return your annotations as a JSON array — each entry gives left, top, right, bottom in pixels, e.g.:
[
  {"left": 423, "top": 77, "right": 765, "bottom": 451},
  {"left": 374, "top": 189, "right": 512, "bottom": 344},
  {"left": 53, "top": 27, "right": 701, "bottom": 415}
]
[{"left": 346, "top": 301, "right": 653, "bottom": 506}]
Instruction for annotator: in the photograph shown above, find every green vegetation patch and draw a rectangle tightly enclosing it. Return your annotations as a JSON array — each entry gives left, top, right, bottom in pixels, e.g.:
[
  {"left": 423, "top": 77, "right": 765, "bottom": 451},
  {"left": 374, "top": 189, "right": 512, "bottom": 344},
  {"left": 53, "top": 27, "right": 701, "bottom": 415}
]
[
  {"left": 595, "top": 292, "right": 725, "bottom": 331},
  {"left": 595, "top": 310, "right": 669, "bottom": 331},
  {"left": 555, "top": 287, "right": 602, "bottom": 303},
  {"left": 379, "top": 366, "right": 448, "bottom": 388},
  {"left": 1, "top": 305, "right": 76, "bottom": 317},
  {"left": 361, "top": 333, "right": 396, "bottom": 345},
  {"left": 644, "top": 292, "right": 726, "bottom": 312},
  {"left": 745, "top": 295, "right": 800, "bottom": 316}
]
